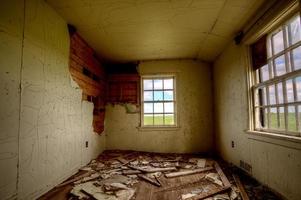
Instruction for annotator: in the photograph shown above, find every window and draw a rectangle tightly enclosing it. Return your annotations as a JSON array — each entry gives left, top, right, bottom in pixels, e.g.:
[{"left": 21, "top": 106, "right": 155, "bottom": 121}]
[
  {"left": 252, "top": 14, "right": 301, "bottom": 136},
  {"left": 141, "top": 75, "right": 176, "bottom": 127}
]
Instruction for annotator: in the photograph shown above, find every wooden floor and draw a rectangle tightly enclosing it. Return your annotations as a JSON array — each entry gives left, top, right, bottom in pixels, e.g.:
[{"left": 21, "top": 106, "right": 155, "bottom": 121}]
[
  {"left": 134, "top": 173, "right": 220, "bottom": 200},
  {"left": 39, "top": 150, "right": 283, "bottom": 200}
]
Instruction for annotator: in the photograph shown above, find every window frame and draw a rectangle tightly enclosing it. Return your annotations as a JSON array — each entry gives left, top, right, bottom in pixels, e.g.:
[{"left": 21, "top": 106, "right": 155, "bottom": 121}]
[
  {"left": 251, "top": 13, "right": 301, "bottom": 137},
  {"left": 140, "top": 74, "right": 177, "bottom": 128}
]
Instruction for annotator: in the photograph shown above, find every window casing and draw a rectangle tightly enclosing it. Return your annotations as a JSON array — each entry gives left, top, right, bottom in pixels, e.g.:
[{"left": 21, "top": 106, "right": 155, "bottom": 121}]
[
  {"left": 141, "top": 75, "right": 177, "bottom": 127},
  {"left": 253, "top": 14, "right": 301, "bottom": 136}
]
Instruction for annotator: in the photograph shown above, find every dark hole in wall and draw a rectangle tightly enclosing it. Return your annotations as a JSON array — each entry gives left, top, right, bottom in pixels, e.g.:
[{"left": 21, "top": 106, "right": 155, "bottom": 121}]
[{"left": 105, "top": 62, "right": 139, "bottom": 74}]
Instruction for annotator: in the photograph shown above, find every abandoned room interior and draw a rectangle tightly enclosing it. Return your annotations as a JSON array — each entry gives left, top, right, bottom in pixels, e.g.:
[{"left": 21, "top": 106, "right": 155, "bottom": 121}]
[{"left": 1, "top": 0, "right": 301, "bottom": 199}]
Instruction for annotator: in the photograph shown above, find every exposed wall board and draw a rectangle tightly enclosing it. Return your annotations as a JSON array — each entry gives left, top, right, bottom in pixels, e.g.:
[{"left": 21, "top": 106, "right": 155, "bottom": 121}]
[
  {"left": 213, "top": 41, "right": 301, "bottom": 200},
  {"left": 107, "top": 74, "right": 140, "bottom": 105},
  {"left": 0, "top": 0, "right": 106, "bottom": 199},
  {"left": 105, "top": 60, "right": 213, "bottom": 153},
  {"left": 69, "top": 32, "right": 106, "bottom": 134}
]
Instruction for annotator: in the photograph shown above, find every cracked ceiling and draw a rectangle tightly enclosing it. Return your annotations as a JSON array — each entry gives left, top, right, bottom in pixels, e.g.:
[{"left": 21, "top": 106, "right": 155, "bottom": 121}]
[{"left": 46, "top": 0, "right": 265, "bottom": 63}]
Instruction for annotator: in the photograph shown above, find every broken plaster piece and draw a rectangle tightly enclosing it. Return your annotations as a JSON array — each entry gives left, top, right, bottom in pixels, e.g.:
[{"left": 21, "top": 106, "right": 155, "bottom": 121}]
[
  {"left": 182, "top": 193, "right": 197, "bottom": 199},
  {"left": 205, "top": 173, "right": 223, "bottom": 187},
  {"left": 80, "top": 181, "right": 117, "bottom": 200},
  {"left": 213, "top": 194, "right": 230, "bottom": 200},
  {"left": 104, "top": 183, "right": 129, "bottom": 191}
]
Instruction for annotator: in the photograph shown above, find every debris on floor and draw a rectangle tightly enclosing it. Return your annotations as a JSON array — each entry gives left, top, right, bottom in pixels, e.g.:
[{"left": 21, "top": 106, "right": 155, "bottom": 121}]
[{"left": 42, "top": 151, "right": 283, "bottom": 200}]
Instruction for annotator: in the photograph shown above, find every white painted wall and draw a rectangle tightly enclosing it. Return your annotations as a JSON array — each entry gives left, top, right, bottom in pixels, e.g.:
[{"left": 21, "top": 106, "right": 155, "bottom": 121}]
[
  {"left": 105, "top": 60, "right": 213, "bottom": 153},
  {"left": 213, "top": 42, "right": 301, "bottom": 200},
  {"left": 0, "top": 1, "right": 105, "bottom": 199}
]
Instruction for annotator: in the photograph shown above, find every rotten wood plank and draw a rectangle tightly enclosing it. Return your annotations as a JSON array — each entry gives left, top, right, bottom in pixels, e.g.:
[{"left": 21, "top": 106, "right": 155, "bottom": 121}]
[
  {"left": 128, "top": 165, "right": 177, "bottom": 173},
  {"left": 123, "top": 169, "right": 141, "bottom": 175},
  {"left": 138, "top": 174, "right": 161, "bottom": 187},
  {"left": 214, "top": 162, "right": 231, "bottom": 187},
  {"left": 165, "top": 167, "right": 213, "bottom": 178},
  {"left": 233, "top": 174, "right": 250, "bottom": 200}
]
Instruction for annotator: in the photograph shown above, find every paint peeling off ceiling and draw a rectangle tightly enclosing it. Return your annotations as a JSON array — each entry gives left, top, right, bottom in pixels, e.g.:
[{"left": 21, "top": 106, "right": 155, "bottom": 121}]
[{"left": 46, "top": 0, "right": 265, "bottom": 63}]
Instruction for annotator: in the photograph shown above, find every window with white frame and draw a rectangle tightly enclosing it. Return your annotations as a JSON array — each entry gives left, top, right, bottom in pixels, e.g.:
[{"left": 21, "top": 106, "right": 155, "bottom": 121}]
[
  {"left": 141, "top": 76, "right": 176, "bottom": 127},
  {"left": 253, "top": 14, "right": 301, "bottom": 136}
]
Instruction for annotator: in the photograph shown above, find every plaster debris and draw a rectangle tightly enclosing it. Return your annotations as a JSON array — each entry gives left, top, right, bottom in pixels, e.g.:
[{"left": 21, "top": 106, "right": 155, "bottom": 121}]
[
  {"left": 189, "top": 158, "right": 206, "bottom": 168},
  {"left": 205, "top": 173, "right": 223, "bottom": 186},
  {"left": 213, "top": 194, "right": 230, "bottom": 200},
  {"left": 49, "top": 151, "right": 279, "bottom": 200},
  {"left": 182, "top": 193, "right": 197, "bottom": 199}
]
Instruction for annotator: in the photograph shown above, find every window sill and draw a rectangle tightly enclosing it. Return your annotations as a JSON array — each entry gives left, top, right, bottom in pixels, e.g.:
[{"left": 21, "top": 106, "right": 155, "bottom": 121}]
[
  {"left": 137, "top": 126, "right": 180, "bottom": 131},
  {"left": 246, "top": 130, "right": 301, "bottom": 144}
]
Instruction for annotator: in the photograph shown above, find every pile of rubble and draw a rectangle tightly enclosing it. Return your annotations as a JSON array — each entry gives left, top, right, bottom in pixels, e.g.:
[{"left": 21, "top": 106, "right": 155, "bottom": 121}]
[{"left": 54, "top": 151, "right": 255, "bottom": 200}]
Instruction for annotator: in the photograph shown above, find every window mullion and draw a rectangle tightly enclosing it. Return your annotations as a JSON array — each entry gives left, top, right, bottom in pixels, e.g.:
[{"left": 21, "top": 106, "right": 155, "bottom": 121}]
[
  {"left": 267, "top": 84, "right": 270, "bottom": 128},
  {"left": 283, "top": 80, "right": 288, "bottom": 133}
]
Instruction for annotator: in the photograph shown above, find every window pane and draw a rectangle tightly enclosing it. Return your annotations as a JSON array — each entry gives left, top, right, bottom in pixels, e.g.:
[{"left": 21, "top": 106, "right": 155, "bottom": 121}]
[
  {"left": 288, "top": 106, "right": 297, "bottom": 131},
  {"left": 154, "top": 91, "right": 163, "bottom": 101},
  {"left": 255, "top": 108, "right": 261, "bottom": 128},
  {"left": 164, "top": 102, "right": 174, "bottom": 113},
  {"left": 289, "top": 16, "right": 301, "bottom": 45},
  {"left": 292, "top": 46, "right": 301, "bottom": 70},
  {"left": 274, "top": 55, "right": 286, "bottom": 76},
  {"left": 144, "top": 114, "right": 153, "bottom": 125},
  {"left": 164, "top": 91, "right": 173, "bottom": 101},
  {"left": 260, "top": 64, "right": 269, "bottom": 82},
  {"left": 286, "top": 79, "right": 294, "bottom": 103},
  {"left": 277, "top": 83, "right": 284, "bottom": 104},
  {"left": 154, "top": 79, "right": 163, "bottom": 89},
  {"left": 144, "top": 91, "right": 153, "bottom": 101},
  {"left": 164, "top": 79, "right": 173, "bottom": 89},
  {"left": 154, "top": 103, "right": 163, "bottom": 113},
  {"left": 164, "top": 114, "right": 174, "bottom": 125},
  {"left": 296, "top": 77, "right": 301, "bottom": 101},
  {"left": 144, "top": 103, "right": 153, "bottom": 113},
  {"left": 269, "top": 107, "right": 278, "bottom": 129},
  {"left": 144, "top": 79, "right": 153, "bottom": 90},
  {"left": 154, "top": 114, "right": 163, "bottom": 125},
  {"left": 279, "top": 107, "right": 285, "bottom": 129},
  {"left": 269, "top": 85, "right": 276, "bottom": 105},
  {"left": 272, "top": 30, "right": 284, "bottom": 55}
]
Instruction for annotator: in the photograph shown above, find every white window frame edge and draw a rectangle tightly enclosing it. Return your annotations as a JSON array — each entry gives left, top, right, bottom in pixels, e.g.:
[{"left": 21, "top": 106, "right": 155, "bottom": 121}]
[
  {"left": 244, "top": 0, "right": 301, "bottom": 142},
  {"left": 138, "top": 73, "right": 179, "bottom": 130}
]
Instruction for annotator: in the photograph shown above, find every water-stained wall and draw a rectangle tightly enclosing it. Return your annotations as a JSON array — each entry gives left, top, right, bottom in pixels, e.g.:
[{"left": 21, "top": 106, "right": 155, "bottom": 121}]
[
  {"left": 213, "top": 42, "right": 301, "bottom": 200},
  {"left": 105, "top": 60, "right": 213, "bottom": 153},
  {"left": 0, "top": 0, "right": 105, "bottom": 199}
]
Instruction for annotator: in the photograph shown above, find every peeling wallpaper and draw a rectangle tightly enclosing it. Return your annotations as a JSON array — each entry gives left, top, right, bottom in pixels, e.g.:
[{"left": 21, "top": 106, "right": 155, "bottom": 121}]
[
  {"left": 213, "top": 42, "right": 301, "bottom": 200},
  {"left": 0, "top": 0, "right": 105, "bottom": 199},
  {"left": 105, "top": 60, "right": 213, "bottom": 153}
]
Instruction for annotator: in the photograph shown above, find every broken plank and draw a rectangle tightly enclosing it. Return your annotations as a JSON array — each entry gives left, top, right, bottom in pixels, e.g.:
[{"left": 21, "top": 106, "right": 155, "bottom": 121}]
[
  {"left": 187, "top": 186, "right": 231, "bottom": 200},
  {"left": 233, "top": 174, "right": 250, "bottom": 200},
  {"left": 123, "top": 169, "right": 141, "bottom": 175},
  {"left": 137, "top": 174, "right": 161, "bottom": 187},
  {"left": 165, "top": 166, "right": 213, "bottom": 178},
  {"left": 214, "top": 162, "right": 231, "bottom": 187},
  {"left": 128, "top": 165, "right": 176, "bottom": 173},
  {"left": 116, "top": 157, "right": 129, "bottom": 164}
]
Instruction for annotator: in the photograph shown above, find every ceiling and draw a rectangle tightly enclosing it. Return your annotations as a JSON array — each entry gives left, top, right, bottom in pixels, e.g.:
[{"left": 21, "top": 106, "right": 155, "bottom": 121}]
[{"left": 47, "top": 0, "right": 265, "bottom": 63}]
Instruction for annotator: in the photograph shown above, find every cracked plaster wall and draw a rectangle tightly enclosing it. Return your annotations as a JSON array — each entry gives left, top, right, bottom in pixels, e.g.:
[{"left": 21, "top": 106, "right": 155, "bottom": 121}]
[
  {"left": 213, "top": 41, "right": 301, "bottom": 200},
  {"left": 0, "top": 0, "right": 105, "bottom": 199},
  {"left": 105, "top": 60, "right": 213, "bottom": 153}
]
